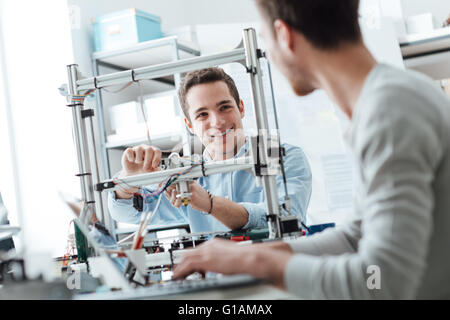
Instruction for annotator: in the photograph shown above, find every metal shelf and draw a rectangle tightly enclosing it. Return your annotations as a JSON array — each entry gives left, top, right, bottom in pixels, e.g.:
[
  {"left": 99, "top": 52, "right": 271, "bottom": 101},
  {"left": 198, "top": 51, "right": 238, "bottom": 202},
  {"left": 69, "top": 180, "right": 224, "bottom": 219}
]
[
  {"left": 399, "top": 27, "right": 450, "bottom": 80},
  {"left": 93, "top": 36, "right": 200, "bottom": 70},
  {"left": 105, "top": 131, "right": 183, "bottom": 151},
  {"left": 91, "top": 36, "right": 201, "bottom": 236},
  {"left": 92, "top": 36, "right": 201, "bottom": 181}
]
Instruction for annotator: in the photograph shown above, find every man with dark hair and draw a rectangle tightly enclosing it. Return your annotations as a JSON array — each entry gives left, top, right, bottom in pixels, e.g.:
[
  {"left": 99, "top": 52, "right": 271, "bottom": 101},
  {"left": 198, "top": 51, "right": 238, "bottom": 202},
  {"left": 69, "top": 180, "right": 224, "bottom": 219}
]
[
  {"left": 108, "top": 67, "right": 312, "bottom": 233},
  {"left": 173, "top": 0, "right": 450, "bottom": 299}
]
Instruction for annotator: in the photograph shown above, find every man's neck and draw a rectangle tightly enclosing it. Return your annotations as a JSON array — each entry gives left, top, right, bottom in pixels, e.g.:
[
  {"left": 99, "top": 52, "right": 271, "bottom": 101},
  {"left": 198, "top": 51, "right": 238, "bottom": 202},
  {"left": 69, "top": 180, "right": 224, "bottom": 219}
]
[{"left": 310, "top": 43, "right": 377, "bottom": 119}]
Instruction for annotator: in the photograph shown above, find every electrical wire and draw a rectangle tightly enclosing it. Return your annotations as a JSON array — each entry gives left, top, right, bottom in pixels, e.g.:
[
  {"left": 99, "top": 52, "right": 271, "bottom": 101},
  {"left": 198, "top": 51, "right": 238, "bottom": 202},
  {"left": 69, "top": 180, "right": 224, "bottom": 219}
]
[
  {"left": 70, "top": 89, "right": 96, "bottom": 103},
  {"left": 74, "top": 80, "right": 187, "bottom": 154},
  {"left": 112, "top": 161, "right": 202, "bottom": 202},
  {"left": 137, "top": 80, "right": 152, "bottom": 146},
  {"left": 132, "top": 193, "right": 163, "bottom": 250},
  {"left": 101, "top": 81, "right": 133, "bottom": 94}
]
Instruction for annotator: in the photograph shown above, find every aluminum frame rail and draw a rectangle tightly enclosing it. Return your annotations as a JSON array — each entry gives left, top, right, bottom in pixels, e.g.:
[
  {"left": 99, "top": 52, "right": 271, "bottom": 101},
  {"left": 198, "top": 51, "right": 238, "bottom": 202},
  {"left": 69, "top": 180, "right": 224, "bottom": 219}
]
[
  {"left": 77, "top": 48, "right": 246, "bottom": 91},
  {"left": 96, "top": 157, "right": 254, "bottom": 192},
  {"left": 67, "top": 64, "right": 104, "bottom": 225},
  {"left": 242, "top": 29, "right": 282, "bottom": 238}
]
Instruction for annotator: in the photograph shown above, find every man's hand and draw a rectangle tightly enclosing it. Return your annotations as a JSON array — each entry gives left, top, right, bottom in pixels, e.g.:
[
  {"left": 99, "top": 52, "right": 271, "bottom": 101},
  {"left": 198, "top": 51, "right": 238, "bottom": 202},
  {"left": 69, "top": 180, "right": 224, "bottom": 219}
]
[
  {"left": 115, "top": 145, "right": 162, "bottom": 199},
  {"left": 172, "top": 238, "right": 293, "bottom": 289},
  {"left": 165, "top": 181, "right": 249, "bottom": 229},
  {"left": 164, "top": 181, "right": 211, "bottom": 212}
]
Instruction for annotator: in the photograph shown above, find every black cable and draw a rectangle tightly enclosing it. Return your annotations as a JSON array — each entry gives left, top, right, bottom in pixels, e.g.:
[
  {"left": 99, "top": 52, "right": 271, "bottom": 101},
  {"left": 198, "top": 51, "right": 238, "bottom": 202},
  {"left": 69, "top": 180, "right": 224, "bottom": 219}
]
[
  {"left": 131, "top": 70, "right": 137, "bottom": 82},
  {"left": 267, "top": 61, "right": 310, "bottom": 231},
  {"left": 267, "top": 61, "right": 290, "bottom": 200},
  {"left": 201, "top": 158, "right": 207, "bottom": 177}
]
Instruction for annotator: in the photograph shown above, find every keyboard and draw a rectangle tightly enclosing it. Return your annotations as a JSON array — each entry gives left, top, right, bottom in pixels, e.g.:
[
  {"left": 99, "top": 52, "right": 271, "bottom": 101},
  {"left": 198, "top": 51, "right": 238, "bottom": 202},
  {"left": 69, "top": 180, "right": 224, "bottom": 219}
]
[{"left": 75, "top": 274, "right": 264, "bottom": 300}]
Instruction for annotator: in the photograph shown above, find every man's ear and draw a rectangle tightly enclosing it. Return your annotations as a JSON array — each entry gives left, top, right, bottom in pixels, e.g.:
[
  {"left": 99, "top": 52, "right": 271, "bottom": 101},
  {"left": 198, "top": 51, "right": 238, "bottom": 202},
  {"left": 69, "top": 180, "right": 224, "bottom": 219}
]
[
  {"left": 184, "top": 118, "right": 194, "bottom": 134},
  {"left": 273, "top": 19, "right": 294, "bottom": 52},
  {"left": 239, "top": 99, "right": 245, "bottom": 118}
]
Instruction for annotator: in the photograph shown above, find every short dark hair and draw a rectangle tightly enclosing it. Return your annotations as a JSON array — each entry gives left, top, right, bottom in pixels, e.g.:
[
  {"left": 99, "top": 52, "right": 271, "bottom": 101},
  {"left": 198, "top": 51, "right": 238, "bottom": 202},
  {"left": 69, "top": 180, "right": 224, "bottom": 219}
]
[
  {"left": 178, "top": 67, "right": 240, "bottom": 121},
  {"left": 256, "top": 0, "right": 362, "bottom": 50}
]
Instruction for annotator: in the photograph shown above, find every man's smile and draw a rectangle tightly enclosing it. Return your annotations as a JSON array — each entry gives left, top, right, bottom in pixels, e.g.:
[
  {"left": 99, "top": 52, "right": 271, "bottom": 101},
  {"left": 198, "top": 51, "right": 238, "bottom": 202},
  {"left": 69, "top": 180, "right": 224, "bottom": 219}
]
[{"left": 210, "top": 127, "right": 234, "bottom": 138}]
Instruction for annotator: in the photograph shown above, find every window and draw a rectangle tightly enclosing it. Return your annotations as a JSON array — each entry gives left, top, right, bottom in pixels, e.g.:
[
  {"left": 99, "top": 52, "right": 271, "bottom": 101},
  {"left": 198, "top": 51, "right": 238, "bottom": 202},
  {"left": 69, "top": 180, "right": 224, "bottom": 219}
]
[{"left": 0, "top": 0, "right": 80, "bottom": 257}]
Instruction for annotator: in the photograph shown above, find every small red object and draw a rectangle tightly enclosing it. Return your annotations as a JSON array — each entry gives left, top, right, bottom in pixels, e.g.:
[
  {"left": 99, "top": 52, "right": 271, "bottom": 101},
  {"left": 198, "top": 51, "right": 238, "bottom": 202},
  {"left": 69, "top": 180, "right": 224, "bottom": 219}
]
[{"left": 230, "top": 236, "right": 250, "bottom": 242}]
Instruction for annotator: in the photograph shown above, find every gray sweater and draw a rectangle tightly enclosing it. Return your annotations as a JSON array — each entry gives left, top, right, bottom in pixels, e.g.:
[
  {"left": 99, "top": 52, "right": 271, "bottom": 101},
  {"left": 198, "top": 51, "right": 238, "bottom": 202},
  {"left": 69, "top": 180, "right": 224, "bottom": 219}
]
[{"left": 284, "top": 64, "right": 450, "bottom": 299}]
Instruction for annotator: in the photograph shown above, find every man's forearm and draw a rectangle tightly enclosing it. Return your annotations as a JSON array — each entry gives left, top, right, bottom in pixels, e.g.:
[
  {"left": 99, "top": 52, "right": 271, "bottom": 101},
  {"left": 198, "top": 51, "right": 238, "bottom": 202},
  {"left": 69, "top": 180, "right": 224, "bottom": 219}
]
[
  {"left": 210, "top": 196, "right": 249, "bottom": 230},
  {"left": 115, "top": 170, "right": 140, "bottom": 199},
  {"left": 115, "top": 189, "right": 133, "bottom": 199},
  {"left": 254, "top": 240, "right": 293, "bottom": 253}
]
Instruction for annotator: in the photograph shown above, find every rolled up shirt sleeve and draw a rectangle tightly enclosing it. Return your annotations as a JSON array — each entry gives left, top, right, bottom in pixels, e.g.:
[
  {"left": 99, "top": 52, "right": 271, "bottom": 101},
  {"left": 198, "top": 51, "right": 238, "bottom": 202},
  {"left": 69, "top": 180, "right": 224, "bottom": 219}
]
[
  {"left": 108, "top": 190, "right": 142, "bottom": 224},
  {"left": 239, "top": 202, "right": 269, "bottom": 229}
]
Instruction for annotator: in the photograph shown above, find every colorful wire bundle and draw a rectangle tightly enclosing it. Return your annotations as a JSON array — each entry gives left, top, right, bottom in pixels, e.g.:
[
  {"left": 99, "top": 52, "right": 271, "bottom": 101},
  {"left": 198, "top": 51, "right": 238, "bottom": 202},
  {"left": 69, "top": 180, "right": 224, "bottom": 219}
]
[
  {"left": 112, "top": 160, "right": 203, "bottom": 205},
  {"left": 71, "top": 89, "right": 96, "bottom": 103}
]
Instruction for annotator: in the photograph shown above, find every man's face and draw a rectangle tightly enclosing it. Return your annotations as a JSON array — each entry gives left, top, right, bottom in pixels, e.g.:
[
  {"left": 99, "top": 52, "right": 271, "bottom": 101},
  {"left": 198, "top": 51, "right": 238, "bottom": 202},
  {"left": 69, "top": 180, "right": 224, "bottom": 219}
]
[
  {"left": 258, "top": 12, "right": 316, "bottom": 96},
  {"left": 185, "top": 81, "right": 246, "bottom": 160}
]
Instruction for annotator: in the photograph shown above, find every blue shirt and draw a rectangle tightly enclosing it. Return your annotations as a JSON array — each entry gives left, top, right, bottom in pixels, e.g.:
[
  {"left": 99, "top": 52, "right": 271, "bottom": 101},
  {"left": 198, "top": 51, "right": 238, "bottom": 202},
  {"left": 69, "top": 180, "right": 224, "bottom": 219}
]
[{"left": 108, "top": 140, "right": 312, "bottom": 233}]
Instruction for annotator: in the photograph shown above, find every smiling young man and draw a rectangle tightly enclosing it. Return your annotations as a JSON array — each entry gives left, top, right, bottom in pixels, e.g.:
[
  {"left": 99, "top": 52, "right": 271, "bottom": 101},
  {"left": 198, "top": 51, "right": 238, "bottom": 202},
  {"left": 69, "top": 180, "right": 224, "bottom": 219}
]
[
  {"left": 108, "top": 67, "right": 312, "bottom": 234},
  {"left": 173, "top": 0, "right": 450, "bottom": 299}
]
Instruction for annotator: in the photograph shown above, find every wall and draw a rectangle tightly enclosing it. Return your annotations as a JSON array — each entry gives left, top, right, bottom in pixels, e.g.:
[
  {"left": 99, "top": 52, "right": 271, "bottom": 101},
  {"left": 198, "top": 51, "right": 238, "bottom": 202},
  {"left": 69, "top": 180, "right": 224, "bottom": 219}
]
[
  {"left": 68, "top": 0, "right": 259, "bottom": 75},
  {"left": 0, "top": 0, "right": 80, "bottom": 257},
  {"left": 401, "top": 0, "right": 450, "bottom": 28}
]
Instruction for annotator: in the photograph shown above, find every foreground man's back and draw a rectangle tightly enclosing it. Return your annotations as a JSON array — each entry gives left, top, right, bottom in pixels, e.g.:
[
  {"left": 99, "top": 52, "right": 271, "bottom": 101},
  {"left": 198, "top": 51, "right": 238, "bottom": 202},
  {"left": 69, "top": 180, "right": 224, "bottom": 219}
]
[
  {"left": 286, "top": 64, "right": 450, "bottom": 299},
  {"left": 352, "top": 64, "right": 450, "bottom": 299}
]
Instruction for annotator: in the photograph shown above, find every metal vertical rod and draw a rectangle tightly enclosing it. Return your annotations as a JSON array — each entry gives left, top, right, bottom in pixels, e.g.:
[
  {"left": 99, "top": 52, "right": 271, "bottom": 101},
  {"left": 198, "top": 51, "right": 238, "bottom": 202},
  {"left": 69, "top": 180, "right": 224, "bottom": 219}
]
[
  {"left": 242, "top": 28, "right": 282, "bottom": 239},
  {"left": 85, "top": 114, "right": 105, "bottom": 223},
  {"left": 92, "top": 59, "right": 111, "bottom": 178},
  {"left": 172, "top": 38, "right": 191, "bottom": 157},
  {"left": 92, "top": 59, "right": 116, "bottom": 236},
  {"left": 67, "top": 64, "right": 97, "bottom": 222}
]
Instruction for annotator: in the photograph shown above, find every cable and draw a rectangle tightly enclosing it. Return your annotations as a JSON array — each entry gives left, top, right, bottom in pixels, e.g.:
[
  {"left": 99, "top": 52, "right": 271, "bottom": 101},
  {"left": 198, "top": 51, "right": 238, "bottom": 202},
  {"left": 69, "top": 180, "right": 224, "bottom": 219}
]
[
  {"left": 70, "top": 89, "right": 96, "bottom": 104},
  {"left": 266, "top": 62, "right": 289, "bottom": 199},
  {"left": 112, "top": 162, "right": 202, "bottom": 201},
  {"left": 102, "top": 81, "right": 133, "bottom": 94},
  {"left": 132, "top": 193, "right": 163, "bottom": 250},
  {"left": 137, "top": 80, "right": 152, "bottom": 146}
]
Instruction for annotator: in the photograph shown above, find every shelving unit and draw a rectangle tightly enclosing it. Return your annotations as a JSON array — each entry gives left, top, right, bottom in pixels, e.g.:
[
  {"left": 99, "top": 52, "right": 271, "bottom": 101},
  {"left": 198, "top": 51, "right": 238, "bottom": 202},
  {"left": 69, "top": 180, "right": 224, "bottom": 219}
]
[
  {"left": 91, "top": 36, "right": 201, "bottom": 180},
  {"left": 399, "top": 27, "right": 450, "bottom": 80}
]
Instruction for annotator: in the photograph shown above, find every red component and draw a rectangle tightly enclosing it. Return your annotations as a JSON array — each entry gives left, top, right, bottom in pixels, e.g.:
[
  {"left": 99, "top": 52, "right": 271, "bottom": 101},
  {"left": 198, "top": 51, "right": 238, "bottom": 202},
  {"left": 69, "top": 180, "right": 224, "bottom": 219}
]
[
  {"left": 230, "top": 236, "right": 250, "bottom": 242},
  {"left": 302, "top": 229, "right": 306, "bottom": 236}
]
